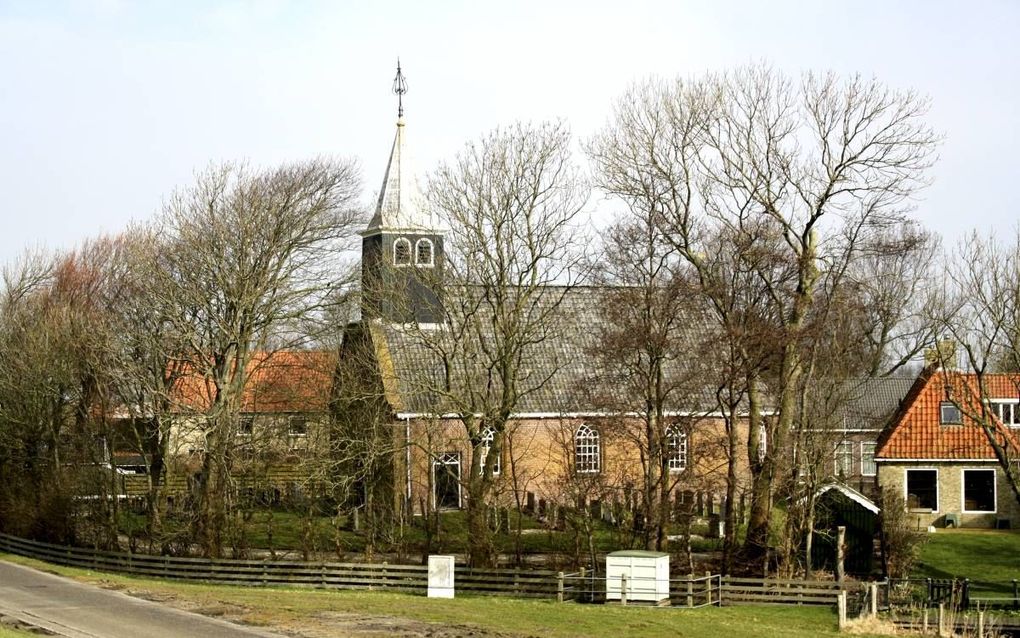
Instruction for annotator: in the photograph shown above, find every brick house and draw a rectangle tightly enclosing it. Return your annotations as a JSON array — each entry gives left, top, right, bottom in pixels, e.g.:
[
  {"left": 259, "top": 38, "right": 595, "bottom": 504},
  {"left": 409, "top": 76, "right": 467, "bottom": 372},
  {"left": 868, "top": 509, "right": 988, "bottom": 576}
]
[
  {"left": 117, "top": 350, "right": 336, "bottom": 499},
  {"left": 875, "top": 366, "right": 1020, "bottom": 528}
]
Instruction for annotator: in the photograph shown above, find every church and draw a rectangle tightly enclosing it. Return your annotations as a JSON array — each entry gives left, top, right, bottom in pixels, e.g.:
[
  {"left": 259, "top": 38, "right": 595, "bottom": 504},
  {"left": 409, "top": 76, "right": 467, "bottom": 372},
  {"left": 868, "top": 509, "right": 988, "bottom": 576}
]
[{"left": 334, "top": 65, "right": 748, "bottom": 525}]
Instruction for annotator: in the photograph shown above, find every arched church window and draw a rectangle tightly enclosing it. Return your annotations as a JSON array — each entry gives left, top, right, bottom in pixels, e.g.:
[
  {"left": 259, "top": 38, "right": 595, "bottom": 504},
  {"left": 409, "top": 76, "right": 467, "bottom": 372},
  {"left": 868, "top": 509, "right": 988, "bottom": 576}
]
[
  {"left": 393, "top": 237, "right": 412, "bottom": 266},
  {"left": 666, "top": 424, "right": 688, "bottom": 472},
  {"left": 574, "top": 424, "right": 600, "bottom": 474},
  {"left": 479, "top": 426, "right": 500, "bottom": 475},
  {"left": 415, "top": 238, "right": 434, "bottom": 267}
]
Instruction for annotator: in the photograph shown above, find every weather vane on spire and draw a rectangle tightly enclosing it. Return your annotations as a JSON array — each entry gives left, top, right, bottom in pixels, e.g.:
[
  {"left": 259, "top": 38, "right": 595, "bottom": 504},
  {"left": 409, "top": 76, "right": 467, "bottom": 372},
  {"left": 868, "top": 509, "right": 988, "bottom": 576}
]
[{"left": 392, "top": 59, "right": 408, "bottom": 118}]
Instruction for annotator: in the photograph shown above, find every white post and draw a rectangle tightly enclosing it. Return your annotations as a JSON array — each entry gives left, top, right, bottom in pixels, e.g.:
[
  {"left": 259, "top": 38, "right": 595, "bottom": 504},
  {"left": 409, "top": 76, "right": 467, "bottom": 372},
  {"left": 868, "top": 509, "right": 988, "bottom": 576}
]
[
  {"left": 840, "top": 587, "right": 848, "bottom": 628},
  {"left": 621, "top": 573, "right": 628, "bottom": 606},
  {"left": 869, "top": 583, "right": 878, "bottom": 617}
]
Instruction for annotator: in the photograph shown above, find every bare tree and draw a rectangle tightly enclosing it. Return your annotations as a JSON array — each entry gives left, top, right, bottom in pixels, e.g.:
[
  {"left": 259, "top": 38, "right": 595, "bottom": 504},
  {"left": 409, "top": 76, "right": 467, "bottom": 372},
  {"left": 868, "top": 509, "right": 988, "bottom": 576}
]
[
  {"left": 589, "top": 66, "right": 939, "bottom": 571},
  {"left": 144, "top": 159, "right": 361, "bottom": 557},
  {"left": 931, "top": 230, "right": 1020, "bottom": 503},
  {"left": 391, "top": 121, "right": 588, "bottom": 567},
  {"left": 585, "top": 205, "right": 713, "bottom": 552}
]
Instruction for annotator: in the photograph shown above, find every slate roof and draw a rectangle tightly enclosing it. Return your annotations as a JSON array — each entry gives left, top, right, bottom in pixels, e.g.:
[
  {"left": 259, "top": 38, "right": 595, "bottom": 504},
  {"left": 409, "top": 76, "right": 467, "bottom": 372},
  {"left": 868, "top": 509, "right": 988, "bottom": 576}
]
[
  {"left": 370, "top": 286, "right": 721, "bottom": 416},
  {"left": 840, "top": 376, "right": 916, "bottom": 431},
  {"left": 876, "top": 369, "right": 1020, "bottom": 460}
]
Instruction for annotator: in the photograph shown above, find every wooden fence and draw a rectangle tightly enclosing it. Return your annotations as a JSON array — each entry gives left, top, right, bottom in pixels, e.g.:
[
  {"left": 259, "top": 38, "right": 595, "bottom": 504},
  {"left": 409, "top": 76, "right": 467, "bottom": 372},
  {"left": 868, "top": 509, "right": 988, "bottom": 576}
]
[{"left": 0, "top": 532, "right": 859, "bottom": 607}]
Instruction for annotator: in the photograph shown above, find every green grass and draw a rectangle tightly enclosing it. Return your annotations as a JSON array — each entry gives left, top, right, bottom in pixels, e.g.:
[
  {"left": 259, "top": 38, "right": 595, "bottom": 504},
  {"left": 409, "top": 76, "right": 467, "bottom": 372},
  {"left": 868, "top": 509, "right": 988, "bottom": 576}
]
[
  {"left": 0, "top": 552, "right": 869, "bottom": 637},
  {"left": 0, "top": 626, "right": 37, "bottom": 638},
  {"left": 914, "top": 529, "right": 1020, "bottom": 593}
]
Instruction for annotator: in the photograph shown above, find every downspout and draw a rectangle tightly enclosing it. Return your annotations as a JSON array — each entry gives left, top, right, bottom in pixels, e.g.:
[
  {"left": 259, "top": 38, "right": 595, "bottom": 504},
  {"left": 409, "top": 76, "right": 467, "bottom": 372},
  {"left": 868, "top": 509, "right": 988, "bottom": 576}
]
[{"left": 405, "top": 416, "right": 412, "bottom": 509}]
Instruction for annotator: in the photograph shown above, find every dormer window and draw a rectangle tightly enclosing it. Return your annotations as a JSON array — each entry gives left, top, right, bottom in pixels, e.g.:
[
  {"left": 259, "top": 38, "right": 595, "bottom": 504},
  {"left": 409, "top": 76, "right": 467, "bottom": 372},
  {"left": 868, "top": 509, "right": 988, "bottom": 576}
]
[
  {"left": 940, "top": 402, "right": 962, "bottom": 425},
  {"left": 393, "top": 237, "right": 412, "bottom": 266},
  {"left": 415, "top": 238, "right": 434, "bottom": 267}
]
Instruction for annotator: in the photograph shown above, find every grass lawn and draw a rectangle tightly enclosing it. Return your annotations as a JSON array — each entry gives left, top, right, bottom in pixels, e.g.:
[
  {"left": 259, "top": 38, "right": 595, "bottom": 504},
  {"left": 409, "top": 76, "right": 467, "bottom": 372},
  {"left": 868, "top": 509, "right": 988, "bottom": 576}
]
[
  {"left": 914, "top": 529, "right": 1020, "bottom": 594},
  {"left": 0, "top": 552, "right": 874, "bottom": 638},
  {"left": 0, "top": 627, "right": 36, "bottom": 638}
]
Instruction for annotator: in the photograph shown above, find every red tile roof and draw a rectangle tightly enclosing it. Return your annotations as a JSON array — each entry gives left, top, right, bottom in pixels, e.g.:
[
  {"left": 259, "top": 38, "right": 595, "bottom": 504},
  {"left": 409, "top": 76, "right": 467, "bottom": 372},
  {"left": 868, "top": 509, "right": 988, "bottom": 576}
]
[
  {"left": 876, "top": 368, "right": 1020, "bottom": 460},
  {"left": 172, "top": 351, "right": 336, "bottom": 414}
]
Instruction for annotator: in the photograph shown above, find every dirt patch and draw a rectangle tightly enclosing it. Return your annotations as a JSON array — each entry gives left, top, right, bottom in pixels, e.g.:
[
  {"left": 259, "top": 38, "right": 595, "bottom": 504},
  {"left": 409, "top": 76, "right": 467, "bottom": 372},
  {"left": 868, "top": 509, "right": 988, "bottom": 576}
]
[
  {"left": 302, "top": 612, "right": 523, "bottom": 638},
  {"left": 0, "top": 614, "right": 58, "bottom": 635}
]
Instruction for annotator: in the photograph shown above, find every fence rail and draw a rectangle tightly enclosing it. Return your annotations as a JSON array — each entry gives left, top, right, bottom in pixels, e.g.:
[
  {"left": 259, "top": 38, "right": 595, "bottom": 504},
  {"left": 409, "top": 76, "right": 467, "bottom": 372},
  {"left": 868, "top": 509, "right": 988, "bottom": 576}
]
[{"left": 0, "top": 532, "right": 864, "bottom": 608}]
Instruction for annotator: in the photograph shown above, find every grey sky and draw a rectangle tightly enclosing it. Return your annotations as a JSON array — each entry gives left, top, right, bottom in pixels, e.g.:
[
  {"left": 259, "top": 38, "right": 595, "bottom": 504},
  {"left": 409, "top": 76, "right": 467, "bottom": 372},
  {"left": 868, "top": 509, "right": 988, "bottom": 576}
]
[{"left": 1, "top": 1, "right": 1017, "bottom": 265}]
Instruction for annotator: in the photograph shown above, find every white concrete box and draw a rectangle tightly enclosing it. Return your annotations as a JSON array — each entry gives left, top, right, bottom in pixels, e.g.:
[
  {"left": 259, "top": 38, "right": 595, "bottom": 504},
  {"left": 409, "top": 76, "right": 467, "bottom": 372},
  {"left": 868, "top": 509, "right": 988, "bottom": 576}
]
[
  {"left": 427, "top": 555, "right": 455, "bottom": 598},
  {"left": 605, "top": 550, "right": 670, "bottom": 603}
]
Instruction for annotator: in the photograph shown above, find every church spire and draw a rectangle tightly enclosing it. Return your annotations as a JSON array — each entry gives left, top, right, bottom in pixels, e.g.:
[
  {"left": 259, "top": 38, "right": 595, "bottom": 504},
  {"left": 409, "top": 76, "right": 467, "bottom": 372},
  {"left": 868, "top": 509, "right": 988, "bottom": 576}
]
[{"left": 363, "top": 61, "right": 443, "bottom": 237}]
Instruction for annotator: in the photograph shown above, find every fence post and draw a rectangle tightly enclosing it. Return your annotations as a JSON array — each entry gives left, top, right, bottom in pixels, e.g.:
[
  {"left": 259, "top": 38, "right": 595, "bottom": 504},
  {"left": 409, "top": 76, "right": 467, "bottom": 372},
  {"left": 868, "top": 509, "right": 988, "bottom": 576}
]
[
  {"left": 869, "top": 583, "right": 878, "bottom": 617},
  {"left": 1013, "top": 579, "right": 1019, "bottom": 610},
  {"left": 937, "top": 603, "right": 945, "bottom": 638},
  {"left": 621, "top": 573, "right": 628, "bottom": 606},
  {"left": 557, "top": 572, "right": 564, "bottom": 603},
  {"left": 580, "top": 567, "right": 587, "bottom": 602},
  {"left": 837, "top": 591, "right": 847, "bottom": 630},
  {"left": 978, "top": 610, "right": 984, "bottom": 638},
  {"left": 705, "top": 571, "right": 712, "bottom": 606},
  {"left": 716, "top": 574, "right": 722, "bottom": 607},
  {"left": 686, "top": 577, "right": 693, "bottom": 608},
  {"left": 922, "top": 608, "right": 928, "bottom": 635}
]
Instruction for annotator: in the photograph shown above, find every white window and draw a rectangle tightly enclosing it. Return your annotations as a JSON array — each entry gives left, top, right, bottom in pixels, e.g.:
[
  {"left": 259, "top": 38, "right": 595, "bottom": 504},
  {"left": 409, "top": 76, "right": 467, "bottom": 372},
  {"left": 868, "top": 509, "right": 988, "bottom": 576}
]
[
  {"left": 414, "top": 238, "right": 434, "bottom": 267},
  {"left": 479, "top": 426, "right": 500, "bottom": 476},
  {"left": 239, "top": 414, "right": 254, "bottom": 436},
  {"left": 393, "top": 237, "right": 412, "bottom": 266},
  {"left": 861, "top": 442, "right": 877, "bottom": 477},
  {"left": 905, "top": 468, "right": 938, "bottom": 511},
  {"left": 666, "top": 424, "right": 688, "bottom": 472},
  {"left": 574, "top": 424, "right": 600, "bottom": 474},
  {"left": 992, "top": 401, "right": 1020, "bottom": 427},
  {"left": 835, "top": 441, "right": 854, "bottom": 477},
  {"left": 962, "top": 469, "right": 996, "bottom": 513},
  {"left": 940, "top": 402, "right": 962, "bottom": 425}
]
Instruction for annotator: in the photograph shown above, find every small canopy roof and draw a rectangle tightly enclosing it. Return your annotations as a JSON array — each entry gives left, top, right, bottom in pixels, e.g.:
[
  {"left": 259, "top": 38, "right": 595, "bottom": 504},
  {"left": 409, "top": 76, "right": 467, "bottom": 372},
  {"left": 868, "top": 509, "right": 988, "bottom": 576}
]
[{"left": 814, "top": 483, "right": 880, "bottom": 514}]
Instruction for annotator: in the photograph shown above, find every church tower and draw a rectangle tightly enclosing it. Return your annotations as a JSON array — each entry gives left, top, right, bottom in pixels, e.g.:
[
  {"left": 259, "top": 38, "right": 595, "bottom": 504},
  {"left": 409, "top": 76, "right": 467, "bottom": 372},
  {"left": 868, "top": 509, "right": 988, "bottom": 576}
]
[{"left": 361, "top": 62, "right": 445, "bottom": 324}]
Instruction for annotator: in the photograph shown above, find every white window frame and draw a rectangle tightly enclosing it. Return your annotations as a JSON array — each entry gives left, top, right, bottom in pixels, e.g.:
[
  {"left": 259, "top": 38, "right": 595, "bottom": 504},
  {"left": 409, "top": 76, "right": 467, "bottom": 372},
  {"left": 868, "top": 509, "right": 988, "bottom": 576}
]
[
  {"left": 414, "top": 238, "right": 435, "bottom": 267},
  {"left": 479, "top": 426, "right": 500, "bottom": 476},
  {"left": 961, "top": 468, "right": 997, "bottom": 514},
  {"left": 574, "top": 424, "right": 600, "bottom": 474},
  {"left": 860, "top": 442, "right": 877, "bottom": 477},
  {"left": 904, "top": 467, "right": 939, "bottom": 513},
  {"left": 666, "top": 424, "right": 688, "bottom": 473},
  {"left": 432, "top": 452, "right": 462, "bottom": 509},
  {"left": 238, "top": 414, "right": 254, "bottom": 437},
  {"left": 834, "top": 440, "right": 854, "bottom": 477},
  {"left": 393, "top": 237, "right": 412, "bottom": 266},
  {"left": 940, "top": 402, "right": 962, "bottom": 425},
  {"left": 991, "top": 400, "right": 1020, "bottom": 427},
  {"left": 288, "top": 414, "right": 308, "bottom": 437}
]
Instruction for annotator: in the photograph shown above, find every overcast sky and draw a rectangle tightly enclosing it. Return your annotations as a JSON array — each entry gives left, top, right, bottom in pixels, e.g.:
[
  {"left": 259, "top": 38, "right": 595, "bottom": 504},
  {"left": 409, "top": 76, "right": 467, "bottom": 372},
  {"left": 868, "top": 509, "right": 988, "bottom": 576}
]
[{"left": 1, "top": 0, "right": 1017, "bottom": 265}]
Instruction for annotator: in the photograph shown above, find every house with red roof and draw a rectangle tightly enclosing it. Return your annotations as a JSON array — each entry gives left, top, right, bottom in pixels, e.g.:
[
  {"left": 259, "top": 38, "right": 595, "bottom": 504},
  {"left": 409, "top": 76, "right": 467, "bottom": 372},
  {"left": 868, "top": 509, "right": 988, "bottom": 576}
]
[{"left": 875, "top": 365, "right": 1020, "bottom": 528}]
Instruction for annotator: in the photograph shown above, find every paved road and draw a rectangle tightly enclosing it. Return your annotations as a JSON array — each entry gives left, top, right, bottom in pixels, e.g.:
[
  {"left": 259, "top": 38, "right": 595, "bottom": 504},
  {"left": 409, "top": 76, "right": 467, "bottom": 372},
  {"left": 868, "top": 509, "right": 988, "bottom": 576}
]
[{"left": 0, "top": 559, "right": 286, "bottom": 638}]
